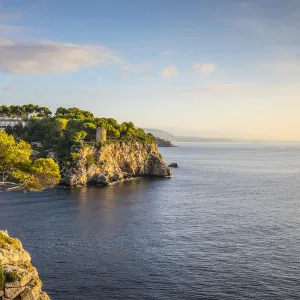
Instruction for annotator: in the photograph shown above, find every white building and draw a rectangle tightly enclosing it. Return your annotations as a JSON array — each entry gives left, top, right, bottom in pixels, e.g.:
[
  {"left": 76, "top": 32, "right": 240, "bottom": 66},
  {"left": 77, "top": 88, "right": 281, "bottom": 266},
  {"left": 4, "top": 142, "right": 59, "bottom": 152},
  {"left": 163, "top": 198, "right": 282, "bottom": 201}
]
[{"left": 0, "top": 118, "right": 26, "bottom": 129}]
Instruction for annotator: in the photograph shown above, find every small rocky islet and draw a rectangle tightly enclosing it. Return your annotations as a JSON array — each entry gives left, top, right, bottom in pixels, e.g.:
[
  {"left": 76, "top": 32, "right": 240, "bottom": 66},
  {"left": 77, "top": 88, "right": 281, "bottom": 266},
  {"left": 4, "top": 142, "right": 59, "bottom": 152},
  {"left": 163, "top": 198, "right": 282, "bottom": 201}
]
[{"left": 168, "top": 163, "right": 178, "bottom": 168}]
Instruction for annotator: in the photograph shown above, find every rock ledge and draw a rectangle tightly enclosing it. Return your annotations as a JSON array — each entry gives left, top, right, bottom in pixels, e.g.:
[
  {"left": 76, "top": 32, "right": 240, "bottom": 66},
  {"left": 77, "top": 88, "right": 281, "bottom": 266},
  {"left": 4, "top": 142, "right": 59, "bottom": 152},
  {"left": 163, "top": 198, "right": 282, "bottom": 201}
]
[{"left": 0, "top": 231, "right": 50, "bottom": 300}]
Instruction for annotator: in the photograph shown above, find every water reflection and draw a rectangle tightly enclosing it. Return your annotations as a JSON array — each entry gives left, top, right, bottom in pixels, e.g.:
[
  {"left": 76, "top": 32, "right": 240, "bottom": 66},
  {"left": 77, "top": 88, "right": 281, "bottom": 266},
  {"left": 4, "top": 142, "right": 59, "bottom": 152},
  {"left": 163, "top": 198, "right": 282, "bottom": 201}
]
[
  {"left": 63, "top": 178, "right": 167, "bottom": 239},
  {"left": 69, "top": 178, "right": 150, "bottom": 209},
  {"left": 1, "top": 144, "right": 300, "bottom": 299}
]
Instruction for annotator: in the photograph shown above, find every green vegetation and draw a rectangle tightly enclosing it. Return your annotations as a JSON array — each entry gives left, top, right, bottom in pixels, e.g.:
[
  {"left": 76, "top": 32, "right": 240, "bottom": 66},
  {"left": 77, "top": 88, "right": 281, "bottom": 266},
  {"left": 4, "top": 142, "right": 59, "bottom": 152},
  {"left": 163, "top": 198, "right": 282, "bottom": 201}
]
[
  {"left": 0, "top": 105, "right": 51, "bottom": 118},
  {"left": 0, "top": 268, "right": 19, "bottom": 290},
  {"left": 86, "top": 154, "right": 96, "bottom": 165},
  {"left": 6, "top": 106, "right": 155, "bottom": 163},
  {"left": 5, "top": 271, "right": 19, "bottom": 283},
  {"left": 0, "top": 131, "right": 60, "bottom": 192},
  {"left": 0, "top": 232, "right": 18, "bottom": 249}
]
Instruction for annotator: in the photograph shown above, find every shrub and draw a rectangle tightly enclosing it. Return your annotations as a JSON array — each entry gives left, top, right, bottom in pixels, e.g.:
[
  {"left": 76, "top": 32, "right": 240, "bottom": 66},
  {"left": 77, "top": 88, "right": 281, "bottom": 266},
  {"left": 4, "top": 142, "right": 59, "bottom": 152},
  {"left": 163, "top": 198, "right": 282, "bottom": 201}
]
[
  {"left": 99, "top": 141, "right": 105, "bottom": 148},
  {"left": 0, "top": 232, "right": 12, "bottom": 247},
  {"left": 0, "top": 269, "right": 19, "bottom": 290},
  {"left": 5, "top": 271, "right": 18, "bottom": 283},
  {"left": 86, "top": 154, "right": 96, "bottom": 165},
  {"left": 0, "top": 232, "right": 21, "bottom": 250},
  {"left": 70, "top": 152, "right": 80, "bottom": 162}
]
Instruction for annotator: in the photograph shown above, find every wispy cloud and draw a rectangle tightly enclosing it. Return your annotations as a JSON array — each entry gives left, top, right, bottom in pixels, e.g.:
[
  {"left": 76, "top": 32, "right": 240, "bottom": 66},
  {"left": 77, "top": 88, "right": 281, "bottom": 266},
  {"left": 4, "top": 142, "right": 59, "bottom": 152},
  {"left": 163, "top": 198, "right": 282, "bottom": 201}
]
[
  {"left": 0, "top": 39, "right": 123, "bottom": 75},
  {"left": 0, "top": 24, "right": 29, "bottom": 33},
  {"left": 0, "top": 10, "right": 23, "bottom": 20},
  {"left": 232, "top": 1, "right": 300, "bottom": 46},
  {"left": 0, "top": 0, "right": 46, "bottom": 20},
  {"left": 139, "top": 76, "right": 157, "bottom": 83},
  {"left": 64, "top": 88, "right": 119, "bottom": 96},
  {"left": 159, "top": 65, "right": 179, "bottom": 80},
  {"left": 239, "top": 1, "right": 252, "bottom": 7},
  {"left": 258, "top": 58, "right": 300, "bottom": 78},
  {"left": 119, "top": 62, "right": 151, "bottom": 74},
  {"left": 142, "top": 82, "right": 300, "bottom": 102},
  {"left": 193, "top": 63, "right": 217, "bottom": 73},
  {"left": 161, "top": 50, "right": 173, "bottom": 55},
  {"left": 82, "top": 88, "right": 98, "bottom": 94},
  {"left": 143, "top": 84, "right": 234, "bottom": 95}
]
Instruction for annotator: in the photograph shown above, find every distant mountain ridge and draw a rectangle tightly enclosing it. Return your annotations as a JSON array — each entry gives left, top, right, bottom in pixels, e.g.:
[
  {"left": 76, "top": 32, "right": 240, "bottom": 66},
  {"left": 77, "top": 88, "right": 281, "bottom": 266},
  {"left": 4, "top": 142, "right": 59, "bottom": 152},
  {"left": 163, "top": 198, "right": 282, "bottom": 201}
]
[
  {"left": 143, "top": 129, "right": 176, "bottom": 141},
  {"left": 144, "top": 128, "right": 239, "bottom": 143},
  {"left": 143, "top": 128, "right": 284, "bottom": 143}
]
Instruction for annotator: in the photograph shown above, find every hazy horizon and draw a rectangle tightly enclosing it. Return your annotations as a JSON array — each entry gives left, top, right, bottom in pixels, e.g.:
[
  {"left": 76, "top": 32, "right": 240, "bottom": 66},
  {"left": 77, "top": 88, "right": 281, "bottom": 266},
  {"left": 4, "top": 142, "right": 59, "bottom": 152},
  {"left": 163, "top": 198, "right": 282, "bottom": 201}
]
[
  {"left": 0, "top": 0, "right": 300, "bottom": 142},
  {"left": 144, "top": 127, "right": 300, "bottom": 143}
]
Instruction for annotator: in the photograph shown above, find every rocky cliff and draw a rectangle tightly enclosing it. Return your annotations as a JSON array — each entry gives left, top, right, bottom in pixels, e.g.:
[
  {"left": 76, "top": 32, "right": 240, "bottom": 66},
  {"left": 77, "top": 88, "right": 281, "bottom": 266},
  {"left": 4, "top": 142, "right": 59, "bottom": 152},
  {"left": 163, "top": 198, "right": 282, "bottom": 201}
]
[
  {"left": 0, "top": 231, "right": 50, "bottom": 300},
  {"left": 61, "top": 141, "right": 172, "bottom": 186}
]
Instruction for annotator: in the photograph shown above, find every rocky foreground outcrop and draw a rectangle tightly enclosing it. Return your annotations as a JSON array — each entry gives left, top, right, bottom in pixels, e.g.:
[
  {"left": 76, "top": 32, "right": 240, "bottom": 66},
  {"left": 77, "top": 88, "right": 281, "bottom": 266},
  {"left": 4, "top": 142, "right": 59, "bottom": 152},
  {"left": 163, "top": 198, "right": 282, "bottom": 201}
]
[
  {"left": 0, "top": 231, "right": 50, "bottom": 300},
  {"left": 61, "top": 141, "right": 172, "bottom": 186}
]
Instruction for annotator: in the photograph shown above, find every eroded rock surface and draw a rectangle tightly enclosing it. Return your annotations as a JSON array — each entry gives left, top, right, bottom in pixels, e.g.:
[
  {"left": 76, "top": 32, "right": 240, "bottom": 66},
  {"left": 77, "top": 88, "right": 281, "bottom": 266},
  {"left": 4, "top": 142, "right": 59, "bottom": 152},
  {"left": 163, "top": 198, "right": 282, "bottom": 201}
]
[
  {"left": 0, "top": 231, "right": 50, "bottom": 300},
  {"left": 61, "top": 141, "right": 172, "bottom": 186}
]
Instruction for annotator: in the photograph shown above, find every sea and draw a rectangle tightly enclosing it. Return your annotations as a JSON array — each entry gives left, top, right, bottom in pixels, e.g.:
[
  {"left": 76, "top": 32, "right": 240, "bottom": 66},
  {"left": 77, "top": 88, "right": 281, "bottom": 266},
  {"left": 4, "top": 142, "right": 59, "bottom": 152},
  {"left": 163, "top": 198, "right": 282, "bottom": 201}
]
[{"left": 1, "top": 143, "right": 300, "bottom": 300}]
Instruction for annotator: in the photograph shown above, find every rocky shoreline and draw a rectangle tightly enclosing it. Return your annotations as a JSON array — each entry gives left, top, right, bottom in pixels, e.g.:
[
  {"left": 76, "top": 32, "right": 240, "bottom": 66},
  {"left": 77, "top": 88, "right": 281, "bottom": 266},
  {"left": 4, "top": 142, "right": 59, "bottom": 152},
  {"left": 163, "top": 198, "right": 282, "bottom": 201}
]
[
  {"left": 60, "top": 141, "right": 172, "bottom": 187},
  {"left": 0, "top": 231, "right": 50, "bottom": 300}
]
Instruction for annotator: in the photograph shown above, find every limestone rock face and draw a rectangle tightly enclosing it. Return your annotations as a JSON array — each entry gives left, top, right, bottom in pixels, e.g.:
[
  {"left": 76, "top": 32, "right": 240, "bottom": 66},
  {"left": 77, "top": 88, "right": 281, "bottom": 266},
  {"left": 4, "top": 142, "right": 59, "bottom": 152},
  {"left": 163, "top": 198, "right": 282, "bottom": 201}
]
[
  {"left": 0, "top": 231, "right": 50, "bottom": 300},
  {"left": 61, "top": 141, "right": 172, "bottom": 186}
]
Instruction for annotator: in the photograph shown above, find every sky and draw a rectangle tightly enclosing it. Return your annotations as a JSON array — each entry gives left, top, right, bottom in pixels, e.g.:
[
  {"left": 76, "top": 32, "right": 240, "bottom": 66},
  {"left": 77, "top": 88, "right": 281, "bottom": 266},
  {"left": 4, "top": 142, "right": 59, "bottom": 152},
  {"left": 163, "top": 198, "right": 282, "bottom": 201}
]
[{"left": 0, "top": 0, "right": 300, "bottom": 141}]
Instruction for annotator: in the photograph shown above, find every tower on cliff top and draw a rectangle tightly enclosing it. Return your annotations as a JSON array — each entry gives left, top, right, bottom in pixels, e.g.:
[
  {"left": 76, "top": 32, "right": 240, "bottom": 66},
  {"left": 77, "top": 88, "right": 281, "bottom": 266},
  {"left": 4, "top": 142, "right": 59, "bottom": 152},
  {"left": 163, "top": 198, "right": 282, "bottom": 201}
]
[{"left": 96, "top": 127, "right": 107, "bottom": 144}]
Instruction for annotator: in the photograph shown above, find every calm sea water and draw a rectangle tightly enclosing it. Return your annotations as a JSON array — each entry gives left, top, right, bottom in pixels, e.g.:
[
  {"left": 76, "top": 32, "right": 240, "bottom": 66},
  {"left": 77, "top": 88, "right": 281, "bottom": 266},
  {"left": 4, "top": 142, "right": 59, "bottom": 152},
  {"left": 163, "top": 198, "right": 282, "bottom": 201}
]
[{"left": 1, "top": 143, "right": 300, "bottom": 300}]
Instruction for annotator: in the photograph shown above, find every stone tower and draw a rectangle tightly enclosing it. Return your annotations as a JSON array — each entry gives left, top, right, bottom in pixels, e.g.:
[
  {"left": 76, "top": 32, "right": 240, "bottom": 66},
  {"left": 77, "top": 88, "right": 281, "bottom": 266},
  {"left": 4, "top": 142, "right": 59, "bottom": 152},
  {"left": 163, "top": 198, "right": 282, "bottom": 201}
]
[{"left": 96, "top": 127, "right": 107, "bottom": 143}]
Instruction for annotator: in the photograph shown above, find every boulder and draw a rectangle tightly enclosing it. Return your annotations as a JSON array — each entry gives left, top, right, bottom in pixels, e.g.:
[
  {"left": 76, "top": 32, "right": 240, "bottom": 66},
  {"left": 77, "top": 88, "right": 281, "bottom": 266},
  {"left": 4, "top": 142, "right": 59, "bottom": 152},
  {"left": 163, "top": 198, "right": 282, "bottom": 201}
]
[{"left": 168, "top": 163, "right": 178, "bottom": 168}]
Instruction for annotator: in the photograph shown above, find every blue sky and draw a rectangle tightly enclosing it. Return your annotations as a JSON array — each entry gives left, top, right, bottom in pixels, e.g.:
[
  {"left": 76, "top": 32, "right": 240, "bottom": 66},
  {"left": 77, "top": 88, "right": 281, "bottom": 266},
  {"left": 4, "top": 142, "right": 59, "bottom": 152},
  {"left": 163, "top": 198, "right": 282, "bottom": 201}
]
[{"left": 0, "top": 0, "right": 300, "bottom": 141}]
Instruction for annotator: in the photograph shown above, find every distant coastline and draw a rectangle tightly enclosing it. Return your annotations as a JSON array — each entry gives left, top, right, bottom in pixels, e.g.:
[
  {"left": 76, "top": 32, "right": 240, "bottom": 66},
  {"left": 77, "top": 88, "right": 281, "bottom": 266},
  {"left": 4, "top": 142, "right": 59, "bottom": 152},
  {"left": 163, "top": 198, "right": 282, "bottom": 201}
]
[
  {"left": 155, "top": 137, "right": 176, "bottom": 147},
  {"left": 144, "top": 128, "right": 300, "bottom": 144}
]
